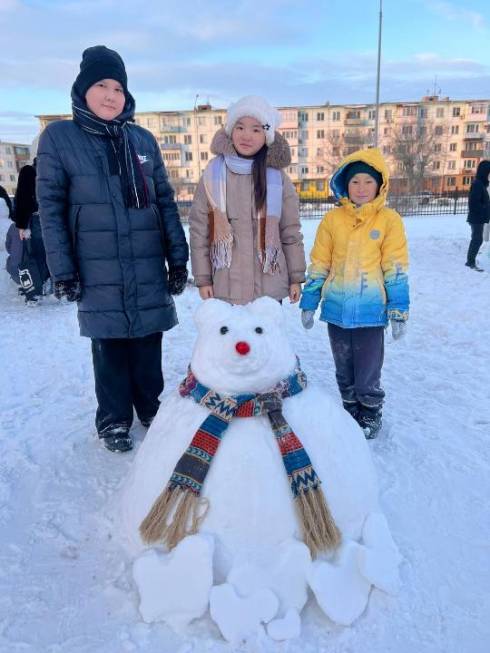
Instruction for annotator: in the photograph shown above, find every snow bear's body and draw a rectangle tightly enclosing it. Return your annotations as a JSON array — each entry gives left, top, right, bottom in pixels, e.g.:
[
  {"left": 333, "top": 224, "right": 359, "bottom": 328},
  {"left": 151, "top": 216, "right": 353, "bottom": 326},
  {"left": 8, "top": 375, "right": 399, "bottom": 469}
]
[{"left": 121, "top": 298, "right": 400, "bottom": 637}]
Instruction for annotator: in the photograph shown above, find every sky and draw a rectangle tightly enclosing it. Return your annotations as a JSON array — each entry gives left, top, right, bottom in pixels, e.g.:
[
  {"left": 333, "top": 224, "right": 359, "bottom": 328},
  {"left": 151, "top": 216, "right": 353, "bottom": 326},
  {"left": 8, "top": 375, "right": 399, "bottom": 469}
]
[{"left": 1, "top": 0, "right": 490, "bottom": 143}]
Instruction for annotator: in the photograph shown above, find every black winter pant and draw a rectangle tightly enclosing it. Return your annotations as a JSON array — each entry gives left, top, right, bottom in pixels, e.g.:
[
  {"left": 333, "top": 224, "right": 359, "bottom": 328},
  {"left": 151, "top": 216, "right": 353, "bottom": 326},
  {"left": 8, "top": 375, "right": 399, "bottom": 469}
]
[
  {"left": 466, "top": 223, "right": 485, "bottom": 266},
  {"left": 24, "top": 214, "right": 50, "bottom": 299},
  {"left": 327, "top": 323, "right": 385, "bottom": 412},
  {"left": 91, "top": 332, "right": 164, "bottom": 435}
]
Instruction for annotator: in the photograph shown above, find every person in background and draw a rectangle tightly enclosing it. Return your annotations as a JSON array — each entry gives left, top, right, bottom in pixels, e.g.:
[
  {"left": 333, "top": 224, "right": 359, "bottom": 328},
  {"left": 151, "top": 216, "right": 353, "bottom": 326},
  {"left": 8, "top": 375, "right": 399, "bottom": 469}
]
[
  {"left": 465, "top": 159, "right": 490, "bottom": 272},
  {"left": 14, "top": 159, "right": 50, "bottom": 304},
  {"left": 300, "top": 148, "right": 409, "bottom": 439},
  {"left": 0, "top": 184, "right": 13, "bottom": 219},
  {"left": 189, "top": 95, "right": 305, "bottom": 305},
  {"left": 37, "top": 46, "right": 189, "bottom": 453}
]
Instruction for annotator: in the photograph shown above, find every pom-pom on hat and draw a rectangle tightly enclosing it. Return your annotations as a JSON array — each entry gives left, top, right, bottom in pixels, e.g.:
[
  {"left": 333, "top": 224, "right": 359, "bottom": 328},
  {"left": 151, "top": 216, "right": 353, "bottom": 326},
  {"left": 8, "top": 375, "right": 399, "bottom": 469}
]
[
  {"left": 73, "top": 45, "right": 128, "bottom": 98},
  {"left": 225, "top": 95, "right": 281, "bottom": 146},
  {"left": 344, "top": 161, "right": 383, "bottom": 189}
]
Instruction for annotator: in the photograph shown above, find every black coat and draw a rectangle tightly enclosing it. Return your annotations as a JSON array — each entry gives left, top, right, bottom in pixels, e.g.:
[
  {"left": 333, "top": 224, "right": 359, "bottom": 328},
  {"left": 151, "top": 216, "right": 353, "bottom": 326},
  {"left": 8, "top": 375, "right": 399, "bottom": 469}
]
[
  {"left": 14, "top": 164, "right": 38, "bottom": 229},
  {"left": 37, "top": 120, "right": 188, "bottom": 339},
  {"left": 467, "top": 160, "right": 490, "bottom": 224}
]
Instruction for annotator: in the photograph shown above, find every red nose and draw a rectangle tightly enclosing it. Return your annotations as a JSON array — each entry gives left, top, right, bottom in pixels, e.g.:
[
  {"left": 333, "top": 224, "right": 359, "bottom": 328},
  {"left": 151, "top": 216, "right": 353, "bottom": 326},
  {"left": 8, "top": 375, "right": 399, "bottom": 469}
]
[{"left": 235, "top": 341, "right": 250, "bottom": 356}]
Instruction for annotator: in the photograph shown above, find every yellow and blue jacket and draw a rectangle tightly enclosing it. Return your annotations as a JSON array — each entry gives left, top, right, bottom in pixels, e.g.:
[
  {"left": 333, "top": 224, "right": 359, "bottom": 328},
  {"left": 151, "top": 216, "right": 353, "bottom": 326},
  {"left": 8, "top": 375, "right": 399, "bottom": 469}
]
[{"left": 300, "top": 148, "right": 409, "bottom": 328}]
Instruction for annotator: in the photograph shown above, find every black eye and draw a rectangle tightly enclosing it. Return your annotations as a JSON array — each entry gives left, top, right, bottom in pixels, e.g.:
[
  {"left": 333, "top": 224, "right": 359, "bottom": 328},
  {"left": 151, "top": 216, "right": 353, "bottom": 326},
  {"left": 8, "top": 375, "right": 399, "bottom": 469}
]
[
  {"left": 220, "top": 326, "right": 229, "bottom": 335},
  {"left": 255, "top": 327, "right": 263, "bottom": 334}
]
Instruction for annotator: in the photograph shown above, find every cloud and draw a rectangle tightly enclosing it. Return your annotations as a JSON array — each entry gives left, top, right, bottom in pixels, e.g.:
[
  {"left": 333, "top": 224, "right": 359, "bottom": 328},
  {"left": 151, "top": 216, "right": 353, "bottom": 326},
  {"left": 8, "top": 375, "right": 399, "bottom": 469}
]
[{"left": 425, "top": 0, "right": 486, "bottom": 30}]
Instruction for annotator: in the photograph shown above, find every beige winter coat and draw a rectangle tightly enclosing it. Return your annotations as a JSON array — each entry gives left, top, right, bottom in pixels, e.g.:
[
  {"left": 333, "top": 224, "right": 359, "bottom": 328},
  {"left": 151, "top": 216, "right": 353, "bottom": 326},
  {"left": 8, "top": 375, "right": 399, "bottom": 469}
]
[{"left": 189, "top": 128, "right": 306, "bottom": 304}]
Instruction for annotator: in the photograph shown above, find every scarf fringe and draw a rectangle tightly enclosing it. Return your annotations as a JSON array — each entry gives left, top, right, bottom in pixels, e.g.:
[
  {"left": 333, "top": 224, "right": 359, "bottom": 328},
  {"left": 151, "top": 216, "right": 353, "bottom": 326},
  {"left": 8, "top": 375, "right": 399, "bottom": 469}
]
[
  {"left": 139, "top": 486, "right": 209, "bottom": 550},
  {"left": 296, "top": 487, "right": 342, "bottom": 557},
  {"left": 261, "top": 246, "right": 281, "bottom": 274},
  {"left": 210, "top": 235, "right": 234, "bottom": 271}
]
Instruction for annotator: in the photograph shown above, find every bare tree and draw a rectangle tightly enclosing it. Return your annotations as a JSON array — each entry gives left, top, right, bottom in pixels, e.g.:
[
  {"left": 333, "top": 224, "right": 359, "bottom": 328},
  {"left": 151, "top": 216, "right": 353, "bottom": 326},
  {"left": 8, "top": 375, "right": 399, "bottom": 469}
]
[{"left": 387, "top": 121, "right": 438, "bottom": 194}]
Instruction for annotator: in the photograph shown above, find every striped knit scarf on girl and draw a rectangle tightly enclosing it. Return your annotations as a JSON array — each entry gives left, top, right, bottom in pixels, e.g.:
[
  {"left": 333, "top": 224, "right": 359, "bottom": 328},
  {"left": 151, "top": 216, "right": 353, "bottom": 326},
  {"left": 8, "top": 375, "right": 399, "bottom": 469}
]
[
  {"left": 202, "top": 154, "right": 283, "bottom": 274},
  {"left": 72, "top": 103, "right": 149, "bottom": 209},
  {"left": 140, "top": 363, "right": 341, "bottom": 557}
]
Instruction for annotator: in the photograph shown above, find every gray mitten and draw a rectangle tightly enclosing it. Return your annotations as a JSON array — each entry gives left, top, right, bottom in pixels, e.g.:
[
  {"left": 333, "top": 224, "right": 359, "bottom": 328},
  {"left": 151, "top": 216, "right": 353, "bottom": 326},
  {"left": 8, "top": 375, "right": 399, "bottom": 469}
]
[
  {"left": 301, "top": 310, "right": 315, "bottom": 330},
  {"left": 391, "top": 319, "right": 407, "bottom": 341}
]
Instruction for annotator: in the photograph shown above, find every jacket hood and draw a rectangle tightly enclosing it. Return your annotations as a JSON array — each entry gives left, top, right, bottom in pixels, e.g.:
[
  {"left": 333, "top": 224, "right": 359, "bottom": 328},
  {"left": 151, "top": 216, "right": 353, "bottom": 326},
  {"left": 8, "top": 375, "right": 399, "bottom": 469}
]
[
  {"left": 330, "top": 147, "right": 389, "bottom": 211},
  {"left": 210, "top": 127, "right": 291, "bottom": 169},
  {"left": 475, "top": 160, "right": 490, "bottom": 186}
]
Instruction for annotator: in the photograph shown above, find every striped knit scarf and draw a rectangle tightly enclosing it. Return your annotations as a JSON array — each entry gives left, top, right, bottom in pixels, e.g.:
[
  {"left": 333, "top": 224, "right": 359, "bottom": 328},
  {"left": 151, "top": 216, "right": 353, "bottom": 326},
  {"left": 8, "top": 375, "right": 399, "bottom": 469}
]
[
  {"left": 202, "top": 155, "right": 283, "bottom": 274},
  {"left": 140, "top": 363, "right": 341, "bottom": 557},
  {"left": 72, "top": 103, "right": 149, "bottom": 209}
]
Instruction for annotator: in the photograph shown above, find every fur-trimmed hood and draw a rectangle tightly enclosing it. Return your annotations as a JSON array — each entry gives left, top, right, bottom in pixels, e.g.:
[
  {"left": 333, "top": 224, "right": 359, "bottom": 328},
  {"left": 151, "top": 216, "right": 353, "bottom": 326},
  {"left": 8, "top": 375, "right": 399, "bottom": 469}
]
[{"left": 210, "top": 128, "right": 291, "bottom": 169}]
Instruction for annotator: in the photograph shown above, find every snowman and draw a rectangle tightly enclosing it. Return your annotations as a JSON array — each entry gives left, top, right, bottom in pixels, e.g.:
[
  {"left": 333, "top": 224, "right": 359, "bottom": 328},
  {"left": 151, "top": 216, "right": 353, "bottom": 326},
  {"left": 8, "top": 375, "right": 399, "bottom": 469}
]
[{"left": 121, "top": 297, "right": 401, "bottom": 644}]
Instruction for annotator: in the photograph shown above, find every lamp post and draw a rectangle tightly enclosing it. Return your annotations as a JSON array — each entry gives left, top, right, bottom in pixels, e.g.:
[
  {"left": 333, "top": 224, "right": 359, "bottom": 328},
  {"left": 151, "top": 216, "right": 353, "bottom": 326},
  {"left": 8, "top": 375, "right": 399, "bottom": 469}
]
[
  {"left": 194, "top": 93, "right": 201, "bottom": 177},
  {"left": 374, "top": 0, "right": 383, "bottom": 147}
]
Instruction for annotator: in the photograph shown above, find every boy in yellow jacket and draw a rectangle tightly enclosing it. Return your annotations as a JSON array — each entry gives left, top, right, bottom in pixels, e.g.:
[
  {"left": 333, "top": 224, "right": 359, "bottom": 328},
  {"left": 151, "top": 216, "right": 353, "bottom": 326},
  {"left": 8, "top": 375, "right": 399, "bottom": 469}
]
[{"left": 300, "top": 148, "right": 409, "bottom": 438}]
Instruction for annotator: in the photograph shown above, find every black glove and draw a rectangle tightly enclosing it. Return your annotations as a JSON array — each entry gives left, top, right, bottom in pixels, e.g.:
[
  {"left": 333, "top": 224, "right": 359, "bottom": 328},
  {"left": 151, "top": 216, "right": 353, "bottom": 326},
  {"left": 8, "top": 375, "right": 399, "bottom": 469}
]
[
  {"left": 54, "top": 279, "right": 81, "bottom": 302},
  {"left": 168, "top": 266, "right": 188, "bottom": 295}
]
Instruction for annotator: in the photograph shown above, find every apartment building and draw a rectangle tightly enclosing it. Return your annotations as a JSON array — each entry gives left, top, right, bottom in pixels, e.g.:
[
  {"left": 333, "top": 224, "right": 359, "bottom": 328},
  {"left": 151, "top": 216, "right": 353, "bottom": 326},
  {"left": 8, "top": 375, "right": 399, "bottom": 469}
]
[
  {"left": 38, "top": 96, "right": 490, "bottom": 199},
  {"left": 0, "top": 141, "right": 31, "bottom": 196}
]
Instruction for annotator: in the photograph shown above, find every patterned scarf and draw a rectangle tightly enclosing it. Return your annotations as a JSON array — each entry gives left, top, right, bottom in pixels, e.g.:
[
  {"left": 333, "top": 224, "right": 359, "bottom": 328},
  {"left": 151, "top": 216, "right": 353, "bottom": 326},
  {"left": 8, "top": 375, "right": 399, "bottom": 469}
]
[
  {"left": 140, "top": 363, "right": 341, "bottom": 557},
  {"left": 72, "top": 102, "right": 149, "bottom": 209},
  {"left": 202, "top": 154, "right": 283, "bottom": 274}
]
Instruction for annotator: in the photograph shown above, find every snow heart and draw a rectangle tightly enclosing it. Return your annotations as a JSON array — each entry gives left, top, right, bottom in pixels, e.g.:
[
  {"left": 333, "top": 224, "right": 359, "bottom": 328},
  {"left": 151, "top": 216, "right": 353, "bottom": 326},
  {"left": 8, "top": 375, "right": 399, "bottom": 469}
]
[{"left": 122, "top": 297, "right": 401, "bottom": 643}]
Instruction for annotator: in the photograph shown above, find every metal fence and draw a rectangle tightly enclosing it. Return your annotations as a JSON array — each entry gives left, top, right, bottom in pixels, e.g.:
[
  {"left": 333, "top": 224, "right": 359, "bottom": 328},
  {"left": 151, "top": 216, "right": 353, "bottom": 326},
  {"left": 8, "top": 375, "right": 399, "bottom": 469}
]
[
  {"left": 178, "top": 192, "right": 469, "bottom": 222},
  {"left": 297, "top": 192, "right": 469, "bottom": 220}
]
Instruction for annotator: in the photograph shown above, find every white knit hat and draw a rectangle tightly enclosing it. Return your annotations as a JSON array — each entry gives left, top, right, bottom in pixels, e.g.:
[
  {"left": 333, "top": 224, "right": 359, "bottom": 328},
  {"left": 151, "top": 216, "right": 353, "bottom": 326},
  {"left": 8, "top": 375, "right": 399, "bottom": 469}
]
[{"left": 225, "top": 95, "right": 281, "bottom": 146}]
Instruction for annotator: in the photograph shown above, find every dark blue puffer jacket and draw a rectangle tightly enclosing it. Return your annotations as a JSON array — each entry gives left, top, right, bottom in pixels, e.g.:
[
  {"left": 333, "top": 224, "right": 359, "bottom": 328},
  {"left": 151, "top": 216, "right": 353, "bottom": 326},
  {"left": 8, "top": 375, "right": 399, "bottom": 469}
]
[{"left": 36, "top": 120, "right": 189, "bottom": 338}]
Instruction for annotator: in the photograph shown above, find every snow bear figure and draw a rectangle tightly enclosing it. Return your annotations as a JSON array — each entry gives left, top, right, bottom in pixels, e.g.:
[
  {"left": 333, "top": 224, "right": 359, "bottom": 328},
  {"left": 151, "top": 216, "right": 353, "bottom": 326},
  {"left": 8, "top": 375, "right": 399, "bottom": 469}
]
[{"left": 121, "top": 297, "right": 400, "bottom": 641}]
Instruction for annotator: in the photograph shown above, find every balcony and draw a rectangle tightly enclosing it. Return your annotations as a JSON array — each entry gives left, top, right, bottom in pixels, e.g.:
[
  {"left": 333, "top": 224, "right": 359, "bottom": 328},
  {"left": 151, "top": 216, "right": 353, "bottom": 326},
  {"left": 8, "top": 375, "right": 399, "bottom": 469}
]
[
  {"left": 160, "top": 143, "right": 183, "bottom": 150},
  {"left": 463, "top": 133, "right": 484, "bottom": 141},
  {"left": 344, "top": 118, "right": 369, "bottom": 126},
  {"left": 344, "top": 134, "right": 366, "bottom": 145},
  {"left": 160, "top": 125, "right": 184, "bottom": 133},
  {"left": 461, "top": 150, "right": 484, "bottom": 158}
]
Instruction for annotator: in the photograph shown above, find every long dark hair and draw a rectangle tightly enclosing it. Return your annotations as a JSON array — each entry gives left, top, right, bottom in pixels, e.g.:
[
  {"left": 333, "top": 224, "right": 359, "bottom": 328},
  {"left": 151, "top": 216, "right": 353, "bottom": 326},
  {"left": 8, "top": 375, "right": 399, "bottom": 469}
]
[{"left": 252, "top": 144, "right": 268, "bottom": 212}]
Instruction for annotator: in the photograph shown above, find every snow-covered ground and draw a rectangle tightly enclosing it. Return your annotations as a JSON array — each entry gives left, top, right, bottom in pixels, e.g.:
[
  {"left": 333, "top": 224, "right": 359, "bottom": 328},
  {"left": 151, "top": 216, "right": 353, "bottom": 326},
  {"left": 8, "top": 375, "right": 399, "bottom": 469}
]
[{"left": 1, "top": 206, "right": 489, "bottom": 653}]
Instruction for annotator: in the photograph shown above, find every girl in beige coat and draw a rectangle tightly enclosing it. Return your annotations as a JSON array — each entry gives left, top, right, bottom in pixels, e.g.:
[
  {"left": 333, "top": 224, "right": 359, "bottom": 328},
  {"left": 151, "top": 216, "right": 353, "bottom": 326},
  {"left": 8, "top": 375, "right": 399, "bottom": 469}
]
[{"left": 189, "top": 95, "right": 306, "bottom": 305}]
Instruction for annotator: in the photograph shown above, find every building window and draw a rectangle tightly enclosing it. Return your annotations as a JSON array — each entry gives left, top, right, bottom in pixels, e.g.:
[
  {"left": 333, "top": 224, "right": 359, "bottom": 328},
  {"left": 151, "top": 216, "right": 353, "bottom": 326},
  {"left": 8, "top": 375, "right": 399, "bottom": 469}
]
[
  {"left": 419, "top": 107, "right": 427, "bottom": 118},
  {"left": 451, "top": 125, "right": 459, "bottom": 135},
  {"left": 464, "top": 159, "right": 476, "bottom": 169},
  {"left": 5, "top": 147, "right": 11, "bottom": 154},
  {"left": 200, "top": 151, "right": 208, "bottom": 161},
  {"left": 316, "top": 112, "right": 324, "bottom": 121},
  {"left": 402, "top": 106, "right": 417, "bottom": 116},
  {"left": 384, "top": 109, "right": 392, "bottom": 121},
  {"left": 214, "top": 116, "right": 222, "bottom": 125},
  {"left": 435, "top": 126, "right": 443, "bottom": 136},
  {"left": 198, "top": 116, "right": 206, "bottom": 126},
  {"left": 346, "top": 110, "right": 361, "bottom": 119},
  {"left": 436, "top": 108, "right": 444, "bottom": 118},
  {"left": 402, "top": 125, "right": 413, "bottom": 135},
  {"left": 184, "top": 135, "right": 192, "bottom": 144},
  {"left": 185, "top": 152, "right": 193, "bottom": 162},
  {"left": 299, "top": 111, "right": 309, "bottom": 122},
  {"left": 466, "top": 124, "right": 479, "bottom": 134},
  {"left": 185, "top": 117, "right": 191, "bottom": 126},
  {"left": 368, "top": 110, "right": 376, "bottom": 120},
  {"left": 316, "top": 129, "right": 325, "bottom": 139},
  {"left": 316, "top": 180, "right": 325, "bottom": 191},
  {"left": 332, "top": 111, "right": 341, "bottom": 121},
  {"left": 301, "top": 166, "right": 309, "bottom": 175},
  {"left": 432, "top": 161, "right": 441, "bottom": 171},
  {"left": 449, "top": 143, "right": 457, "bottom": 152},
  {"left": 7, "top": 161, "right": 13, "bottom": 168},
  {"left": 452, "top": 107, "right": 461, "bottom": 117},
  {"left": 463, "top": 176, "right": 471, "bottom": 185},
  {"left": 447, "top": 177, "right": 456, "bottom": 186},
  {"left": 164, "top": 135, "right": 177, "bottom": 145},
  {"left": 316, "top": 167, "right": 324, "bottom": 175},
  {"left": 447, "top": 160, "right": 456, "bottom": 170},
  {"left": 434, "top": 143, "right": 442, "bottom": 153},
  {"left": 299, "top": 147, "right": 308, "bottom": 157},
  {"left": 10, "top": 174, "right": 15, "bottom": 181},
  {"left": 185, "top": 169, "right": 193, "bottom": 178},
  {"left": 170, "top": 169, "right": 179, "bottom": 179}
]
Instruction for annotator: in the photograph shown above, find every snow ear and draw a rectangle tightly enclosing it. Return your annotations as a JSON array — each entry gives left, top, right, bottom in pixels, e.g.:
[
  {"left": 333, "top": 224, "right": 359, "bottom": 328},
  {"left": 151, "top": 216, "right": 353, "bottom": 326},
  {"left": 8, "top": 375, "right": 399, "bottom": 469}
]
[
  {"left": 248, "top": 296, "right": 284, "bottom": 325},
  {"left": 194, "top": 299, "right": 234, "bottom": 330}
]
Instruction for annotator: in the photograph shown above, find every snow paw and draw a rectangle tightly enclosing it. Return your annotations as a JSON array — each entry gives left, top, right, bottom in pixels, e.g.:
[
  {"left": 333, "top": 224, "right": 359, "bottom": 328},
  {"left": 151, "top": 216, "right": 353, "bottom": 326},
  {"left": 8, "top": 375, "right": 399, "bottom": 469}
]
[
  {"left": 267, "top": 608, "right": 301, "bottom": 641},
  {"left": 209, "top": 583, "right": 279, "bottom": 646},
  {"left": 227, "top": 539, "right": 311, "bottom": 614},
  {"left": 132, "top": 534, "right": 214, "bottom": 629},
  {"left": 358, "top": 512, "right": 402, "bottom": 594},
  {"left": 308, "top": 540, "right": 371, "bottom": 625}
]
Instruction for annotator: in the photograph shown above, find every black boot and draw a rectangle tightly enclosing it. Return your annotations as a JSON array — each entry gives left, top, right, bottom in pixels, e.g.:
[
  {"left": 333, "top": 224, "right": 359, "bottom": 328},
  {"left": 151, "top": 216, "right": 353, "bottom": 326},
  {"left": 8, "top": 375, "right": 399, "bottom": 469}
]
[
  {"left": 358, "top": 406, "right": 382, "bottom": 439},
  {"left": 465, "top": 262, "right": 484, "bottom": 272},
  {"left": 99, "top": 426, "right": 133, "bottom": 452},
  {"left": 343, "top": 401, "right": 361, "bottom": 421}
]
